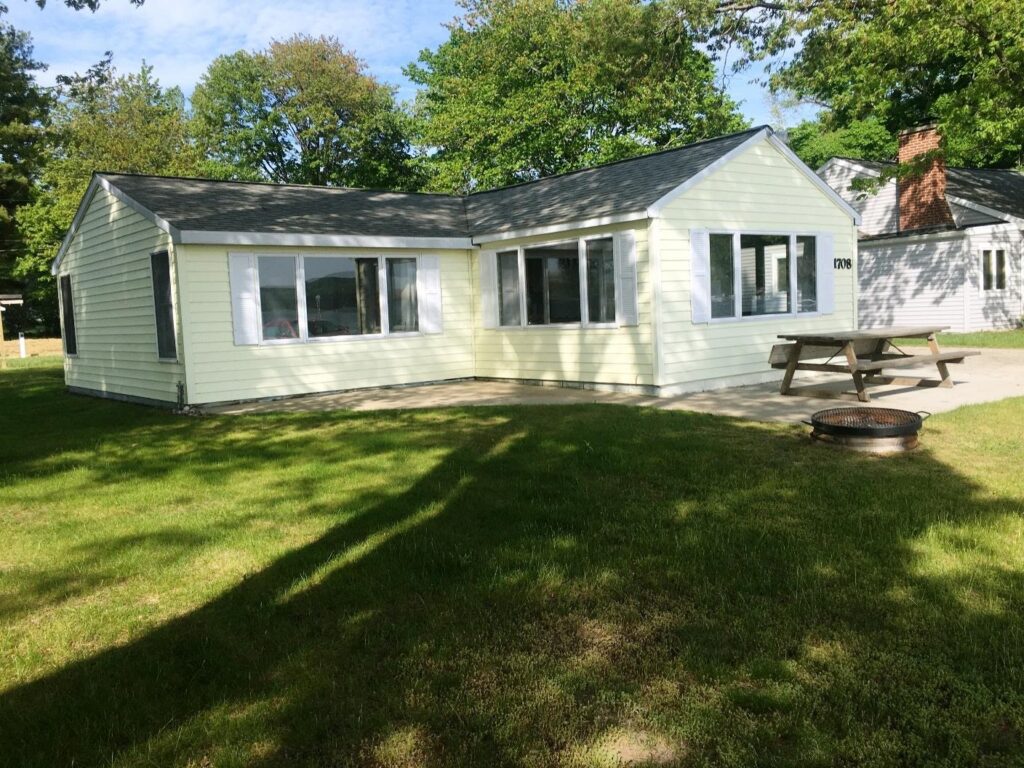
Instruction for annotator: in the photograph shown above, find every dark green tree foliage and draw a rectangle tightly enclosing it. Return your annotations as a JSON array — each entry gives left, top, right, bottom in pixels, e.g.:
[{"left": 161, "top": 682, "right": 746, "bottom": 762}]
[
  {"left": 15, "top": 59, "right": 201, "bottom": 333},
  {"left": 191, "top": 35, "right": 421, "bottom": 190},
  {"left": 406, "top": 0, "right": 747, "bottom": 193},
  {"left": 690, "top": 0, "right": 1024, "bottom": 168},
  {"left": 0, "top": 19, "right": 47, "bottom": 332},
  {"left": 787, "top": 116, "right": 897, "bottom": 170}
]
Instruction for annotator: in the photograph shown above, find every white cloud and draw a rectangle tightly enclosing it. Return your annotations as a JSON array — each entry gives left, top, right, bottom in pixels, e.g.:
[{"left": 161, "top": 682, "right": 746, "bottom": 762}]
[{"left": 4, "top": 0, "right": 460, "bottom": 101}]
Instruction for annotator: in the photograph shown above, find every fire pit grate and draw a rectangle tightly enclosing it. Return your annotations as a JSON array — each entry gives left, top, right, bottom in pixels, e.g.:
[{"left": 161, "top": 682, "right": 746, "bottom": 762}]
[{"left": 806, "top": 407, "right": 930, "bottom": 452}]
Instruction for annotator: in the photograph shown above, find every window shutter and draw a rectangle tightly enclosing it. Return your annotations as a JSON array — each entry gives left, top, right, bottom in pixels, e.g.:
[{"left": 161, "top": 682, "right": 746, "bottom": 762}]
[
  {"left": 479, "top": 251, "right": 498, "bottom": 329},
  {"left": 417, "top": 255, "right": 443, "bottom": 334},
  {"left": 816, "top": 233, "right": 835, "bottom": 314},
  {"left": 228, "top": 252, "right": 260, "bottom": 345},
  {"left": 690, "top": 229, "right": 711, "bottom": 323},
  {"left": 614, "top": 230, "right": 639, "bottom": 326}
]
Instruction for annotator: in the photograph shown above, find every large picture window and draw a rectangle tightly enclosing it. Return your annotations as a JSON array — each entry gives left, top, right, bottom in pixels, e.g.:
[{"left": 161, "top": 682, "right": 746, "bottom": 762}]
[
  {"left": 255, "top": 254, "right": 420, "bottom": 343},
  {"left": 708, "top": 232, "right": 820, "bottom": 320},
  {"left": 495, "top": 235, "right": 622, "bottom": 327}
]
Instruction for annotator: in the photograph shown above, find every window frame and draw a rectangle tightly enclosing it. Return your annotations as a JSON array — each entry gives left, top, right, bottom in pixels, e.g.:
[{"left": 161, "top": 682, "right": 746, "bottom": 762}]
[
  {"left": 150, "top": 250, "right": 179, "bottom": 362},
  {"left": 980, "top": 248, "right": 1007, "bottom": 293},
  {"left": 252, "top": 253, "right": 424, "bottom": 345},
  {"left": 706, "top": 229, "right": 824, "bottom": 324},
  {"left": 495, "top": 234, "right": 619, "bottom": 330}
]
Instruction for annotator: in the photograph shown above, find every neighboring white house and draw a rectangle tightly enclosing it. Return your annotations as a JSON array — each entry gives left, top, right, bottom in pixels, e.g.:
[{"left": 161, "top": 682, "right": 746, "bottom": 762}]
[
  {"left": 819, "top": 124, "right": 1024, "bottom": 332},
  {"left": 52, "top": 125, "right": 860, "bottom": 407}
]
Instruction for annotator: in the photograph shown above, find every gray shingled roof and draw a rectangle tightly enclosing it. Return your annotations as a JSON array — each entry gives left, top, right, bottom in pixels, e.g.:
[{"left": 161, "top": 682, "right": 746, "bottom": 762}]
[
  {"left": 99, "top": 127, "right": 768, "bottom": 241},
  {"left": 101, "top": 174, "right": 470, "bottom": 238},
  {"left": 463, "top": 127, "right": 766, "bottom": 235}
]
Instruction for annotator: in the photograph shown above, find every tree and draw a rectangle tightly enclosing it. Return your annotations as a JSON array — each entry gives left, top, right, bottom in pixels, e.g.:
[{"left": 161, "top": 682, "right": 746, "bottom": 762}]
[
  {"left": 14, "top": 58, "right": 201, "bottom": 333},
  {"left": 685, "top": 0, "right": 1024, "bottom": 168},
  {"left": 191, "top": 35, "right": 421, "bottom": 190},
  {"left": 0, "top": 19, "right": 47, "bottom": 333},
  {"left": 406, "top": 0, "right": 747, "bottom": 193},
  {"left": 787, "top": 116, "right": 896, "bottom": 170}
]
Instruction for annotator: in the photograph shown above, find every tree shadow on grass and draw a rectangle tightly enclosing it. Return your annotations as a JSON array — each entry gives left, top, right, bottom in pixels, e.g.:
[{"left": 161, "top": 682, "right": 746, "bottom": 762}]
[{"left": 1, "top": 374, "right": 1022, "bottom": 765}]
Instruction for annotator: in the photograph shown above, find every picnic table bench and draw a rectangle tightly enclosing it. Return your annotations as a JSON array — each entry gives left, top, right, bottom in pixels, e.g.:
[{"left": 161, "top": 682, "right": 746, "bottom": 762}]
[{"left": 769, "top": 326, "right": 979, "bottom": 402}]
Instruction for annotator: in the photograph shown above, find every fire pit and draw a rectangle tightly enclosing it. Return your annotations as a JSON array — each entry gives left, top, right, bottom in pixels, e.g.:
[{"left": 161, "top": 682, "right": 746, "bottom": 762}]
[{"left": 806, "top": 407, "right": 929, "bottom": 453}]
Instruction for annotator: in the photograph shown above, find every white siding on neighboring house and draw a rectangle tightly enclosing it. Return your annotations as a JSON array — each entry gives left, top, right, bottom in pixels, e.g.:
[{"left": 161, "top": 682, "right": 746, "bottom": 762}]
[
  {"left": 471, "top": 223, "right": 655, "bottom": 391},
  {"left": 858, "top": 223, "right": 1023, "bottom": 332},
  {"left": 57, "top": 188, "right": 184, "bottom": 403},
  {"left": 176, "top": 245, "right": 476, "bottom": 404},
  {"left": 656, "top": 140, "right": 858, "bottom": 394},
  {"left": 818, "top": 158, "right": 898, "bottom": 237},
  {"left": 858, "top": 233, "right": 969, "bottom": 331}
]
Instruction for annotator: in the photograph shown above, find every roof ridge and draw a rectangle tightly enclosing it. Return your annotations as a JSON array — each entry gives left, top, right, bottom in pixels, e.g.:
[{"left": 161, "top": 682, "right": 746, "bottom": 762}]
[
  {"left": 466, "top": 125, "right": 769, "bottom": 198},
  {"left": 96, "top": 171, "right": 465, "bottom": 199}
]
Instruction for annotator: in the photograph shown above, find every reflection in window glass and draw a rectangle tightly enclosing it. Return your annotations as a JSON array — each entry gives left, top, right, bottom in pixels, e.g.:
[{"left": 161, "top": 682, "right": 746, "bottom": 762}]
[
  {"left": 258, "top": 256, "right": 299, "bottom": 340},
  {"left": 740, "top": 234, "right": 790, "bottom": 316},
  {"left": 586, "top": 238, "right": 615, "bottom": 323},
  {"left": 525, "top": 241, "right": 581, "bottom": 325},
  {"left": 709, "top": 234, "right": 734, "bottom": 319},
  {"left": 498, "top": 250, "right": 521, "bottom": 326},
  {"left": 387, "top": 258, "right": 418, "bottom": 332},
  {"left": 996, "top": 250, "right": 1006, "bottom": 290},
  {"left": 796, "top": 236, "right": 817, "bottom": 312},
  {"left": 304, "top": 256, "right": 380, "bottom": 337}
]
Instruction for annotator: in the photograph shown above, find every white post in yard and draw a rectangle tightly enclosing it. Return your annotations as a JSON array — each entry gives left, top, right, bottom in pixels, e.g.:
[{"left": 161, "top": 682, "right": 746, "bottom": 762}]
[
  {"left": 19, "top": 332, "right": 27, "bottom": 358},
  {"left": 0, "top": 306, "right": 6, "bottom": 370}
]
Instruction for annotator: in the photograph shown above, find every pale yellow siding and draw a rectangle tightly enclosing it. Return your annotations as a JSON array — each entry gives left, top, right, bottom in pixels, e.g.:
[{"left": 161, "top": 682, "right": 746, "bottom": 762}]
[
  {"left": 656, "top": 140, "right": 858, "bottom": 391},
  {"left": 177, "top": 245, "right": 476, "bottom": 404},
  {"left": 472, "top": 223, "right": 655, "bottom": 389},
  {"left": 58, "top": 188, "right": 184, "bottom": 403}
]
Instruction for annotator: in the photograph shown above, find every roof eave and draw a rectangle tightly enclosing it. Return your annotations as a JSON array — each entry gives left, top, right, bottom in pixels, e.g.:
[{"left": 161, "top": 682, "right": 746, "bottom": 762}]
[
  {"left": 180, "top": 231, "right": 475, "bottom": 250},
  {"left": 470, "top": 210, "right": 648, "bottom": 246}
]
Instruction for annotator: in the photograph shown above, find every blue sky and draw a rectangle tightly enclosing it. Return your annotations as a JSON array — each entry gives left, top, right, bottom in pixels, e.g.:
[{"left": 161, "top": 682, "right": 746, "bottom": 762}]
[{"left": 5, "top": 0, "right": 811, "bottom": 127}]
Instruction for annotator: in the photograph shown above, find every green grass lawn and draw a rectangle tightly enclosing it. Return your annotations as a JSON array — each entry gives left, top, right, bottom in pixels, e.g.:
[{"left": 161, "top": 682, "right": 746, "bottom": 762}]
[
  {"left": 2, "top": 360, "right": 1023, "bottom": 767},
  {"left": 898, "top": 328, "right": 1024, "bottom": 349}
]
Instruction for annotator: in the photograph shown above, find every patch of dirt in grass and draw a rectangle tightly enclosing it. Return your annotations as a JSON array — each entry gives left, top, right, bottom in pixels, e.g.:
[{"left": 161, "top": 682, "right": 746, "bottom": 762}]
[{"left": 593, "top": 728, "right": 684, "bottom": 766}]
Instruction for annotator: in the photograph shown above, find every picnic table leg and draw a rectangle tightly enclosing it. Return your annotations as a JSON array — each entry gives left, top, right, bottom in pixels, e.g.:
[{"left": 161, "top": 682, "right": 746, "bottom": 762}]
[
  {"left": 779, "top": 341, "right": 803, "bottom": 395},
  {"left": 843, "top": 341, "right": 870, "bottom": 402},
  {"left": 927, "top": 332, "right": 954, "bottom": 388}
]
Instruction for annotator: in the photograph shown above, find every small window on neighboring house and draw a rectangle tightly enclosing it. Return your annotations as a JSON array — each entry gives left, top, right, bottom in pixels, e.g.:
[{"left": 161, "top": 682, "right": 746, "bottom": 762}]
[
  {"left": 59, "top": 274, "right": 77, "bottom": 356},
  {"left": 151, "top": 251, "right": 177, "bottom": 359},
  {"left": 982, "top": 249, "right": 1006, "bottom": 291}
]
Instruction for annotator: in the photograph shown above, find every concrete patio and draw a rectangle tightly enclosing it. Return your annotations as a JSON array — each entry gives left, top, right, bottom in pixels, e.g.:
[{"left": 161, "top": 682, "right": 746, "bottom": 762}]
[{"left": 206, "top": 347, "right": 1024, "bottom": 423}]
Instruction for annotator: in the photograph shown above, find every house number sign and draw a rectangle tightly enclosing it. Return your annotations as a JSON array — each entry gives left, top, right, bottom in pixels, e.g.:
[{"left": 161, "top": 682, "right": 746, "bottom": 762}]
[{"left": 833, "top": 258, "right": 853, "bottom": 270}]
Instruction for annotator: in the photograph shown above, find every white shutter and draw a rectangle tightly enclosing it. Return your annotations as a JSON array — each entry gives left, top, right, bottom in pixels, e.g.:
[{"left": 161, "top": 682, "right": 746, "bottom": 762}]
[
  {"left": 816, "top": 232, "right": 835, "bottom": 315},
  {"left": 228, "top": 252, "right": 260, "bottom": 345},
  {"left": 479, "top": 251, "right": 498, "bottom": 329},
  {"left": 690, "top": 229, "right": 711, "bottom": 323},
  {"left": 614, "top": 230, "right": 639, "bottom": 326},
  {"left": 417, "top": 255, "right": 443, "bottom": 334}
]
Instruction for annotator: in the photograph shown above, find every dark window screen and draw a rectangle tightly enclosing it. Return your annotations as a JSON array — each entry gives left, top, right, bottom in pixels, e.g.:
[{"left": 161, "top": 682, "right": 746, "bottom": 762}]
[
  {"left": 60, "top": 274, "right": 77, "bottom": 355},
  {"left": 151, "top": 251, "right": 177, "bottom": 359}
]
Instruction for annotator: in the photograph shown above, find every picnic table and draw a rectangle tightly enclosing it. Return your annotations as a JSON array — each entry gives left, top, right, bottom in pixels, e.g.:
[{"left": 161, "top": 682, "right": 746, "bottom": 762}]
[{"left": 769, "top": 326, "right": 979, "bottom": 402}]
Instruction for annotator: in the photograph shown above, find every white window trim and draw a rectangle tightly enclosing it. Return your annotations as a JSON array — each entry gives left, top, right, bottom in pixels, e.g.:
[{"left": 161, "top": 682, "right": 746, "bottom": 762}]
[
  {"left": 495, "top": 234, "right": 619, "bottom": 330},
  {"left": 252, "top": 252, "right": 424, "bottom": 345},
  {"left": 706, "top": 229, "right": 824, "bottom": 324},
  {"left": 979, "top": 247, "right": 1007, "bottom": 293}
]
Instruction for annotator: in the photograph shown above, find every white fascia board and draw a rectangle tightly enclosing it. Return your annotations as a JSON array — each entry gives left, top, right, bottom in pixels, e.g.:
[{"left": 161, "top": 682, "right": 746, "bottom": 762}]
[
  {"left": 860, "top": 229, "right": 968, "bottom": 247},
  {"left": 471, "top": 211, "right": 648, "bottom": 245},
  {"left": 51, "top": 175, "right": 180, "bottom": 275},
  {"left": 945, "top": 195, "right": 1023, "bottom": 227},
  {"left": 817, "top": 156, "right": 883, "bottom": 178},
  {"left": 765, "top": 134, "right": 863, "bottom": 226},
  {"left": 645, "top": 128, "right": 772, "bottom": 218},
  {"left": 179, "top": 230, "right": 476, "bottom": 250}
]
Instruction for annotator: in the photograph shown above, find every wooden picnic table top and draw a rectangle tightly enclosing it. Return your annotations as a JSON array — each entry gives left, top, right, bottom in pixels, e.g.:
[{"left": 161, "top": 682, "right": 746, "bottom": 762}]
[{"left": 777, "top": 326, "right": 949, "bottom": 344}]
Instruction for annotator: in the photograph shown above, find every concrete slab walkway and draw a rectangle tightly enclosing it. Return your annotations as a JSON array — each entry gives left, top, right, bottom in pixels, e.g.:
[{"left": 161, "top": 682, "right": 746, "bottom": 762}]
[{"left": 206, "top": 347, "right": 1024, "bottom": 423}]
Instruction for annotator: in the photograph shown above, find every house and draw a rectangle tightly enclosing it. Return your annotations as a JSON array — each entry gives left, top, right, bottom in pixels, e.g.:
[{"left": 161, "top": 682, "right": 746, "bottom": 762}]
[
  {"left": 819, "top": 124, "right": 1024, "bottom": 332},
  {"left": 52, "top": 125, "right": 860, "bottom": 407}
]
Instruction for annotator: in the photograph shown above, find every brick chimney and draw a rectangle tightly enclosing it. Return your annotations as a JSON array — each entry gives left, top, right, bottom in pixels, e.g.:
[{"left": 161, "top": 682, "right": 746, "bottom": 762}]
[{"left": 897, "top": 124, "right": 953, "bottom": 232}]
